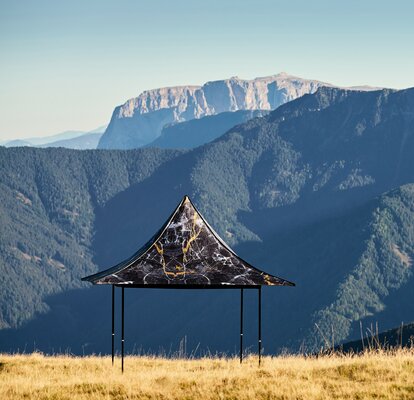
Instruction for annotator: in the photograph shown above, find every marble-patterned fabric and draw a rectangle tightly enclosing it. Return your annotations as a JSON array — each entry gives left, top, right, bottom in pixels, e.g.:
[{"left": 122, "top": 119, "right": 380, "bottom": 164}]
[{"left": 82, "top": 196, "right": 294, "bottom": 287}]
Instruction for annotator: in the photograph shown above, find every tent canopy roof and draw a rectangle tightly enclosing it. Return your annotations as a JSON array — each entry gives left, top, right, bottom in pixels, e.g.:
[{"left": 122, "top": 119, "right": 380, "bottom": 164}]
[{"left": 82, "top": 196, "right": 294, "bottom": 288}]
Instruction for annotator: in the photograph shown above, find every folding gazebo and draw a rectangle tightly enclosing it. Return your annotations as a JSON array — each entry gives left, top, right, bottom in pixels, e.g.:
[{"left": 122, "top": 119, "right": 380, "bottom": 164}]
[{"left": 82, "top": 195, "right": 294, "bottom": 370}]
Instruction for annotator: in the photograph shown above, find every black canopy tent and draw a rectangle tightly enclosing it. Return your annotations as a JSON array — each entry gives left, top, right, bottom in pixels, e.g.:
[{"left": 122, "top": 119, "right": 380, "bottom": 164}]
[{"left": 82, "top": 196, "right": 294, "bottom": 370}]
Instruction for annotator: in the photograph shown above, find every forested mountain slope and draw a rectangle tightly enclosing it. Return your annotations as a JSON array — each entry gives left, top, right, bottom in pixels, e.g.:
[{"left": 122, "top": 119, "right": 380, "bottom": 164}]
[
  {"left": 0, "top": 87, "right": 413, "bottom": 354},
  {"left": 0, "top": 147, "right": 182, "bottom": 329}
]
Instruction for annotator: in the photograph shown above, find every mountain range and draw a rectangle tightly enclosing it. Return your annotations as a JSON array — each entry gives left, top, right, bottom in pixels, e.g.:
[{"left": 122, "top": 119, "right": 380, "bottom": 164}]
[
  {"left": 2, "top": 73, "right": 380, "bottom": 152},
  {"left": 98, "top": 73, "right": 379, "bottom": 149},
  {"left": 0, "top": 86, "right": 413, "bottom": 355}
]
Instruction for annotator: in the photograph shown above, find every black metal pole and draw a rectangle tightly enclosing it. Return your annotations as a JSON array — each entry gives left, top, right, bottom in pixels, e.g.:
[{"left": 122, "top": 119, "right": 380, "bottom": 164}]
[
  {"left": 121, "top": 287, "right": 125, "bottom": 373},
  {"left": 240, "top": 288, "right": 244, "bottom": 364},
  {"left": 112, "top": 285, "right": 115, "bottom": 366},
  {"left": 258, "top": 286, "right": 262, "bottom": 366}
]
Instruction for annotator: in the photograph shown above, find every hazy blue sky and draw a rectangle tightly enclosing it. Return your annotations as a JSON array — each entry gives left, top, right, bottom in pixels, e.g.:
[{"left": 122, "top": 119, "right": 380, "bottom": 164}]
[{"left": 1, "top": 0, "right": 413, "bottom": 140}]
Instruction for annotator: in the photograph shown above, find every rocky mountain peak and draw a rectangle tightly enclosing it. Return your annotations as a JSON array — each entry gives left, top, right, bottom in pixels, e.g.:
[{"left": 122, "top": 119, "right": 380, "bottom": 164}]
[{"left": 98, "top": 73, "right": 378, "bottom": 149}]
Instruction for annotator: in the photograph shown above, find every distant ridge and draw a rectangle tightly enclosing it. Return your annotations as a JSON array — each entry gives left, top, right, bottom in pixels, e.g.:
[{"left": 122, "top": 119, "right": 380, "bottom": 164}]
[
  {"left": 39, "top": 133, "right": 103, "bottom": 150},
  {"left": 98, "top": 73, "right": 381, "bottom": 149},
  {"left": 2, "top": 125, "right": 107, "bottom": 149}
]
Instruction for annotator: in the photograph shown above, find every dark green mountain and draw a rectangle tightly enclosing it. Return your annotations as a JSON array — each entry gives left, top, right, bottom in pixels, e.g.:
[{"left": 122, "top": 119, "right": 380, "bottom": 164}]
[
  {"left": 146, "top": 110, "right": 267, "bottom": 149},
  {"left": 0, "top": 147, "right": 182, "bottom": 329},
  {"left": 0, "top": 87, "right": 413, "bottom": 354}
]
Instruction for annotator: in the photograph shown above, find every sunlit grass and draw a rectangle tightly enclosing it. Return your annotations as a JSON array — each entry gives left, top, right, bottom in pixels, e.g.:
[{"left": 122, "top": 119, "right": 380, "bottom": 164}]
[{"left": 1, "top": 349, "right": 414, "bottom": 399}]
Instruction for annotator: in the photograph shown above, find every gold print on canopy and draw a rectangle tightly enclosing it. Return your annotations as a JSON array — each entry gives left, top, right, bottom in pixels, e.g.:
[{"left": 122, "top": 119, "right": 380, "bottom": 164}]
[
  {"left": 154, "top": 240, "right": 186, "bottom": 279},
  {"left": 154, "top": 242, "right": 168, "bottom": 277},
  {"left": 264, "top": 274, "right": 275, "bottom": 286},
  {"left": 182, "top": 210, "right": 202, "bottom": 263}
]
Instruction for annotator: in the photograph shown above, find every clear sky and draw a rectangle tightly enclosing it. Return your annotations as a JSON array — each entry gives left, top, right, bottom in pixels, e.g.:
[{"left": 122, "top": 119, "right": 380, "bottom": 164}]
[{"left": 0, "top": 0, "right": 413, "bottom": 140}]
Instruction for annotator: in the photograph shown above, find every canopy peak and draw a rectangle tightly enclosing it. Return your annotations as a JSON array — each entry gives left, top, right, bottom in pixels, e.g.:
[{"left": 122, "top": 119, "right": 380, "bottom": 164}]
[{"left": 82, "top": 195, "right": 295, "bottom": 287}]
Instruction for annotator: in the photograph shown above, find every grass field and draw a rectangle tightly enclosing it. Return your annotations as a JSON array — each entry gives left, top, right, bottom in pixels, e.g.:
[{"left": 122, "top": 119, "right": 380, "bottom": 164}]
[{"left": 1, "top": 350, "right": 414, "bottom": 399}]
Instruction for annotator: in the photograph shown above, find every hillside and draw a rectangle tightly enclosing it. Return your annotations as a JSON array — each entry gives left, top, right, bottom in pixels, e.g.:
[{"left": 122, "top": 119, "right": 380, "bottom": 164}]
[
  {"left": 0, "top": 147, "right": 182, "bottom": 329},
  {"left": 0, "top": 87, "right": 413, "bottom": 354},
  {"left": 1, "top": 352, "right": 413, "bottom": 400},
  {"left": 340, "top": 322, "right": 414, "bottom": 352}
]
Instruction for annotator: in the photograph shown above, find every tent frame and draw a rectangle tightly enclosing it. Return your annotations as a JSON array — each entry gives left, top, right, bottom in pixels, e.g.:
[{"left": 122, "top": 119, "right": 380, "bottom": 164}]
[
  {"left": 111, "top": 284, "right": 262, "bottom": 372},
  {"left": 83, "top": 196, "right": 294, "bottom": 371}
]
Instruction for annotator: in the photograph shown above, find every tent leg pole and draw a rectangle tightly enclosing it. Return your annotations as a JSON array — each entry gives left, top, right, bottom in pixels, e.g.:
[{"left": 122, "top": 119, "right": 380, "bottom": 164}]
[
  {"left": 258, "top": 286, "right": 262, "bottom": 366},
  {"left": 121, "top": 287, "right": 125, "bottom": 373},
  {"left": 240, "top": 288, "right": 244, "bottom": 364},
  {"left": 112, "top": 285, "right": 115, "bottom": 366}
]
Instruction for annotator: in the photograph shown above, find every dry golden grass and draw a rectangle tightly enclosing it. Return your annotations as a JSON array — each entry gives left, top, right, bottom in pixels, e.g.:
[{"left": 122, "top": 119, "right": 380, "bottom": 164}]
[{"left": 1, "top": 350, "right": 414, "bottom": 399}]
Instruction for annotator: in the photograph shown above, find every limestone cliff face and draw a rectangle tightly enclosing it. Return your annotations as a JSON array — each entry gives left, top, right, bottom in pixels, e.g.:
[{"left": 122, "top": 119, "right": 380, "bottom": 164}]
[{"left": 98, "top": 73, "right": 369, "bottom": 149}]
